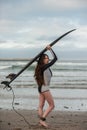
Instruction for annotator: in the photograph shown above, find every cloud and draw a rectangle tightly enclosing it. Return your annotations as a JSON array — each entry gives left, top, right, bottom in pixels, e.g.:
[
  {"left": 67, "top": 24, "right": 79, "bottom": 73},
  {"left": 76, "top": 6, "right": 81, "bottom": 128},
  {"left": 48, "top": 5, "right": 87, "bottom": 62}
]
[
  {"left": 0, "top": 40, "right": 34, "bottom": 49},
  {"left": 0, "top": 25, "right": 87, "bottom": 51},
  {"left": 0, "top": 0, "right": 87, "bottom": 21},
  {"left": 0, "top": 40, "right": 48, "bottom": 49},
  {"left": 0, "top": 17, "right": 76, "bottom": 45},
  {"left": 0, "top": 16, "right": 87, "bottom": 50},
  {"left": 38, "top": 0, "right": 87, "bottom": 11},
  {"left": 0, "top": 0, "right": 87, "bottom": 59}
]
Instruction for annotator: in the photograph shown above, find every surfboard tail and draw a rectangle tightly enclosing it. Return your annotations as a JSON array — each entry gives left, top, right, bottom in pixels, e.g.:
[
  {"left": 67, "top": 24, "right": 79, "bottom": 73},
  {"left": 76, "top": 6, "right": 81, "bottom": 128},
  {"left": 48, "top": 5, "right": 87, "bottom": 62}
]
[{"left": 1, "top": 81, "right": 11, "bottom": 90}]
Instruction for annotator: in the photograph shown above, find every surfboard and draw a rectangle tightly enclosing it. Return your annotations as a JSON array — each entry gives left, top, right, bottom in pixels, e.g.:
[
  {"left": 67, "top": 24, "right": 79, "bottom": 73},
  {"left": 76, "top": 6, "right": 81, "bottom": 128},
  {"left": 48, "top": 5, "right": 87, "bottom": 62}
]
[{"left": 1, "top": 29, "right": 76, "bottom": 89}]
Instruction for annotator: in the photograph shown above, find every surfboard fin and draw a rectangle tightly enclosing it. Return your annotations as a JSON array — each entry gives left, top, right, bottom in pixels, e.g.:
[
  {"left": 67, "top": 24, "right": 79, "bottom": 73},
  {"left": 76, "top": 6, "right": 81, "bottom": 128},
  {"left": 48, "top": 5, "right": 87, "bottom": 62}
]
[
  {"left": 1, "top": 81, "right": 11, "bottom": 90},
  {"left": 6, "top": 73, "right": 16, "bottom": 80}
]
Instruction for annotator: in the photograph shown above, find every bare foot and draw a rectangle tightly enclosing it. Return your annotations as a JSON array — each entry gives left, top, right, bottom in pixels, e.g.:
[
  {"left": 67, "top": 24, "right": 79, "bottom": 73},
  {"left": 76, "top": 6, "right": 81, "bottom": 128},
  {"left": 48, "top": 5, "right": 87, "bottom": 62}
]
[{"left": 39, "top": 120, "right": 48, "bottom": 128}]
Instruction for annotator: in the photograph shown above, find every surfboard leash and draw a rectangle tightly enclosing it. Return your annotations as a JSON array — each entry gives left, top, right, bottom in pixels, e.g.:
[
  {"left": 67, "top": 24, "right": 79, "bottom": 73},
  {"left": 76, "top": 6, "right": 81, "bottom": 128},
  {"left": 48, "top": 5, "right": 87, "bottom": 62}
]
[{"left": 1, "top": 84, "right": 36, "bottom": 129}]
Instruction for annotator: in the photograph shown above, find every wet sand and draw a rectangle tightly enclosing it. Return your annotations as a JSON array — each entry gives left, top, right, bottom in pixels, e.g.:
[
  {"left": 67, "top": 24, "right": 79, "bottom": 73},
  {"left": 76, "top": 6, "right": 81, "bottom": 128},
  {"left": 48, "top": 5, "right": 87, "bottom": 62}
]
[{"left": 0, "top": 109, "right": 87, "bottom": 130}]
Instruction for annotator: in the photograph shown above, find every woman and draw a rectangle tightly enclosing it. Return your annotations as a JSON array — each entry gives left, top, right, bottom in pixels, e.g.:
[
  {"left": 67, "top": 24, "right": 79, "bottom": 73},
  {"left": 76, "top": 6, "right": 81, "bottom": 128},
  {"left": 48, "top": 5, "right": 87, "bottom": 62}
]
[{"left": 34, "top": 45, "right": 57, "bottom": 128}]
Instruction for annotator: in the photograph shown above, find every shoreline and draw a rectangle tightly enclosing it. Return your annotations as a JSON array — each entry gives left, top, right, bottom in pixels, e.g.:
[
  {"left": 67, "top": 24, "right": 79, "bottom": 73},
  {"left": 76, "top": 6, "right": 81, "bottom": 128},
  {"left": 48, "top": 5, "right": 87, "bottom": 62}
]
[
  {"left": 0, "top": 58, "right": 87, "bottom": 62},
  {"left": 0, "top": 85, "right": 87, "bottom": 89},
  {"left": 0, "top": 109, "right": 87, "bottom": 130},
  {"left": 0, "top": 87, "right": 87, "bottom": 111}
]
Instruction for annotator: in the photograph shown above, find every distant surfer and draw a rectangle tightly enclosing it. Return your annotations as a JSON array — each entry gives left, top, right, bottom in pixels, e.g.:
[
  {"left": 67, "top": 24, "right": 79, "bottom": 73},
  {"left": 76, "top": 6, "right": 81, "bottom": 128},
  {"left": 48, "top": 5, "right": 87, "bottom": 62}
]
[{"left": 34, "top": 45, "right": 57, "bottom": 128}]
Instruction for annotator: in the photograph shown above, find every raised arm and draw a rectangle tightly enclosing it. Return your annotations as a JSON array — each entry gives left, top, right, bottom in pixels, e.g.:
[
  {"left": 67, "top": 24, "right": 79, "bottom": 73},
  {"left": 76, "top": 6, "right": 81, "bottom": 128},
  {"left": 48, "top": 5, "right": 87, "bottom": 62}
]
[{"left": 42, "top": 46, "right": 57, "bottom": 71}]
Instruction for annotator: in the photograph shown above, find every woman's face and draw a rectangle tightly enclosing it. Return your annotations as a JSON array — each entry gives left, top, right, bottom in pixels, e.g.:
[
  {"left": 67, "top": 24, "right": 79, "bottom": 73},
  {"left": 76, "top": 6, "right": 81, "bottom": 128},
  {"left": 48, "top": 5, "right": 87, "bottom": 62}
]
[{"left": 43, "top": 55, "right": 49, "bottom": 64}]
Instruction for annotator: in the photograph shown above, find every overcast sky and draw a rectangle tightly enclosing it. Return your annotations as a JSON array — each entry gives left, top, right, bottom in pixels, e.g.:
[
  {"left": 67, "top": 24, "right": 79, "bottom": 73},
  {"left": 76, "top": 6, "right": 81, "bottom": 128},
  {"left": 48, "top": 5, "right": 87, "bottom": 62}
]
[{"left": 0, "top": 0, "right": 87, "bottom": 60}]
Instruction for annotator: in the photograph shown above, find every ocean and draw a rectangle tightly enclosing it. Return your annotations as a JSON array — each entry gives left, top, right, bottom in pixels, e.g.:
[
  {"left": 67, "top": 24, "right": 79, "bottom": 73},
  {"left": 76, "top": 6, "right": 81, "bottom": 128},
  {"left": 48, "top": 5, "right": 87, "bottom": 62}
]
[{"left": 0, "top": 60, "right": 87, "bottom": 111}]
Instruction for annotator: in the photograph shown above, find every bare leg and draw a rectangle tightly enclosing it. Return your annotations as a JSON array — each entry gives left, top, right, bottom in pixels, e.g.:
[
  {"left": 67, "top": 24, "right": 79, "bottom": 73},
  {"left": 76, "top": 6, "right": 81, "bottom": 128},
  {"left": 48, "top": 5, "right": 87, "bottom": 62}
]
[
  {"left": 38, "top": 94, "right": 48, "bottom": 127},
  {"left": 42, "top": 91, "right": 55, "bottom": 118},
  {"left": 39, "top": 91, "right": 55, "bottom": 128},
  {"left": 38, "top": 93, "right": 45, "bottom": 117}
]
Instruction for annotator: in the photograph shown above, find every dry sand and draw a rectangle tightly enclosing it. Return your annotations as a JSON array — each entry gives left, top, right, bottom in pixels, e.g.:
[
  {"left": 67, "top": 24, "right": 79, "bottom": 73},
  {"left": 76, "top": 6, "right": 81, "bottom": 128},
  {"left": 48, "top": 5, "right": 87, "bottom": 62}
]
[{"left": 0, "top": 109, "right": 87, "bottom": 130}]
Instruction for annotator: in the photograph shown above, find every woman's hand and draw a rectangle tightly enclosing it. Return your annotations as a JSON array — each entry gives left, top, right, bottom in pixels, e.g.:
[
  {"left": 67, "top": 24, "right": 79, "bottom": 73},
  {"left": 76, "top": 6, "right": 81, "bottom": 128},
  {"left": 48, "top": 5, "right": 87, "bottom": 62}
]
[{"left": 46, "top": 45, "right": 51, "bottom": 50}]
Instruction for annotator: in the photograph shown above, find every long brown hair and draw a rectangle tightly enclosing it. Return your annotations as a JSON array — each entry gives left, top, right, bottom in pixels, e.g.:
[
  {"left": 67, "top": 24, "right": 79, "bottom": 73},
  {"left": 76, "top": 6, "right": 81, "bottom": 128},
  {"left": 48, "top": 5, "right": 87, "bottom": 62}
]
[{"left": 34, "top": 53, "right": 48, "bottom": 86}]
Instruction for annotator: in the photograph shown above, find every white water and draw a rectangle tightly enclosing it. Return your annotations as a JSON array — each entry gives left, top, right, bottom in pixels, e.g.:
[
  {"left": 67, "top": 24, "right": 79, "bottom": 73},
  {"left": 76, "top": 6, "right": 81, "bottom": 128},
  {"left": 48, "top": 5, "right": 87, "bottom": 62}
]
[{"left": 0, "top": 60, "right": 87, "bottom": 111}]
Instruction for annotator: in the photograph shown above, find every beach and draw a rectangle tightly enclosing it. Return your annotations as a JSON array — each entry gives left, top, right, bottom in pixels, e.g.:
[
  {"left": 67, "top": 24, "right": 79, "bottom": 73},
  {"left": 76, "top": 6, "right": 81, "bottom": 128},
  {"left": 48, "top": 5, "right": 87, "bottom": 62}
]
[
  {"left": 0, "top": 60, "right": 87, "bottom": 129},
  {"left": 0, "top": 109, "right": 87, "bottom": 130}
]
